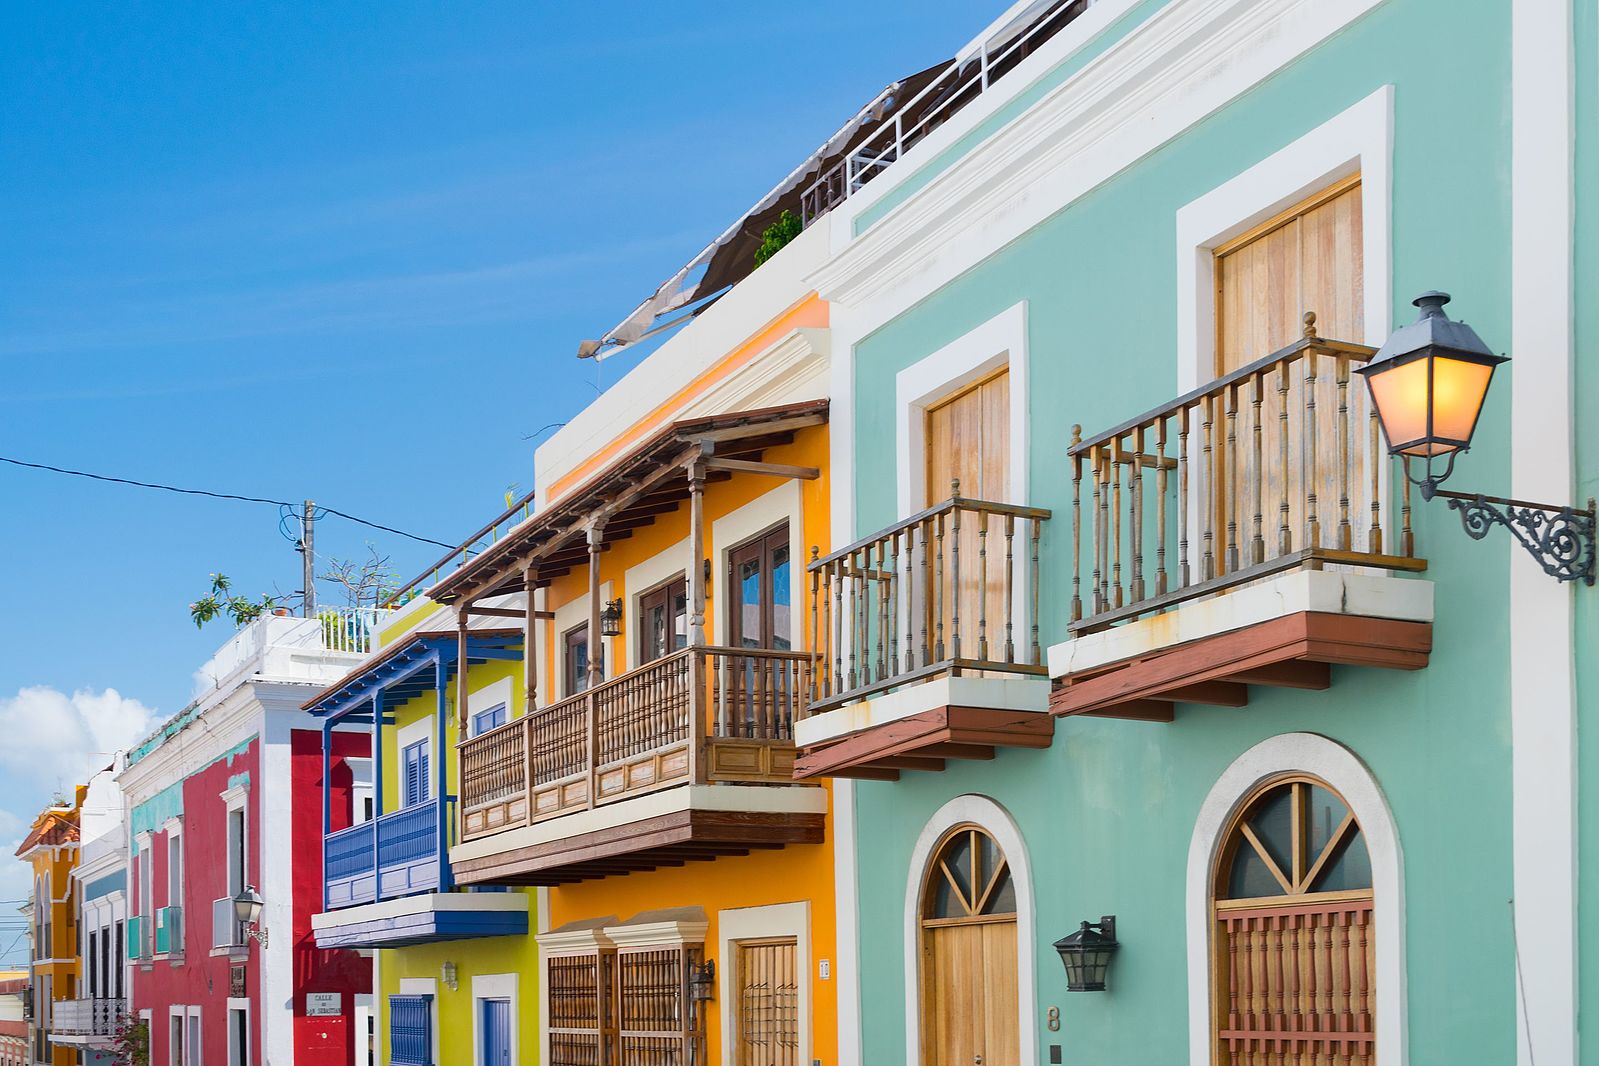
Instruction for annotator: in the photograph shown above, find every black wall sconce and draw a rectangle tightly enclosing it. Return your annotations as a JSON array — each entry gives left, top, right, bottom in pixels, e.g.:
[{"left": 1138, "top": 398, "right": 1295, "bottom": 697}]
[
  {"left": 1053, "top": 916, "right": 1118, "bottom": 992},
  {"left": 1358, "top": 292, "right": 1595, "bottom": 584},
  {"left": 599, "top": 598, "right": 623, "bottom": 638},
  {"left": 688, "top": 959, "right": 716, "bottom": 1004}
]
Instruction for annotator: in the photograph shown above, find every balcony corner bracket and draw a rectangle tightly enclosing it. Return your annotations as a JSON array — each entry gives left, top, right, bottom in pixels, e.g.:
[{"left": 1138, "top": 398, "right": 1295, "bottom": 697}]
[{"left": 1440, "top": 491, "right": 1596, "bottom": 585}]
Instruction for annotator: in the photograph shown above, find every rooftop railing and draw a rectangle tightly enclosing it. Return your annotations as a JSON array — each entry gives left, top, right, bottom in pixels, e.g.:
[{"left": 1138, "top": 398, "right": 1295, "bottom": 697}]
[
  {"left": 459, "top": 645, "right": 811, "bottom": 841},
  {"left": 805, "top": 491, "right": 1051, "bottom": 714},
  {"left": 800, "top": 0, "right": 1093, "bottom": 223},
  {"left": 1068, "top": 322, "right": 1426, "bottom": 634}
]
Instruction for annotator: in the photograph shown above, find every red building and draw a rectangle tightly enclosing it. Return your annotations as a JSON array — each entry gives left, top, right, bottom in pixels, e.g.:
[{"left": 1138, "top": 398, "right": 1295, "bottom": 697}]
[{"left": 119, "top": 613, "right": 378, "bottom": 1066}]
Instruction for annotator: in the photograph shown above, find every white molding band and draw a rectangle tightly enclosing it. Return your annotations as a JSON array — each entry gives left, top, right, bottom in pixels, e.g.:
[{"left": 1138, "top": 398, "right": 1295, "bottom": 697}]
[
  {"left": 901, "top": 794, "right": 1038, "bottom": 1065},
  {"left": 1184, "top": 733, "right": 1406, "bottom": 1065},
  {"left": 471, "top": 973, "right": 519, "bottom": 1066},
  {"left": 1510, "top": 0, "right": 1577, "bottom": 1062}
]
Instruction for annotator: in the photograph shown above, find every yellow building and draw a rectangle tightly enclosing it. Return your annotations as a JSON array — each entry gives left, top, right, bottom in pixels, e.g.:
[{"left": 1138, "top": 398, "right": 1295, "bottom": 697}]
[{"left": 17, "top": 793, "right": 83, "bottom": 1066}]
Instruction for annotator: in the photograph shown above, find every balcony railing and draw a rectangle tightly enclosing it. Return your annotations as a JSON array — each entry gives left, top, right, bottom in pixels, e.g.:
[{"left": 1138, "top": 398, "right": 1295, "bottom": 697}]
[
  {"left": 154, "top": 905, "right": 182, "bottom": 955},
  {"left": 459, "top": 645, "right": 812, "bottom": 841},
  {"left": 804, "top": 493, "right": 1051, "bottom": 714},
  {"left": 50, "top": 998, "right": 125, "bottom": 1039},
  {"left": 323, "top": 799, "right": 447, "bottom": 909},
  {"left": 1068, "top": 328, "right": 1426, "bottom": 634},
  {"left": 800, "top": 0, "right": 1093, "bottom": 223},
  {"left": 211, "top": 897, "right": 244, "bottom": 951}
]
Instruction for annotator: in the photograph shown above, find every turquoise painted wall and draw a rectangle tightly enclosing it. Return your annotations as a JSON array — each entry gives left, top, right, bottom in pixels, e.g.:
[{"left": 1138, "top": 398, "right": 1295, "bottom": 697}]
[{"left": 848, "top": 1, "right": 1524, "bottom": 1061}]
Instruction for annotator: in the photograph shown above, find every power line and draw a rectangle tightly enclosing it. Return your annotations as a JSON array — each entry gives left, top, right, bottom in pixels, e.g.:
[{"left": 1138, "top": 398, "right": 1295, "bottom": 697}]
[{"left": 0, "top": 454, "right": 455, "bottom": 550}]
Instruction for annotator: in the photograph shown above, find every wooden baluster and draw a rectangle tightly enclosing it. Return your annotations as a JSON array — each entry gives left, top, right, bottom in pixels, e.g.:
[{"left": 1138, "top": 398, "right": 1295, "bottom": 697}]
[
  {"left": 1111, "top": 442, "right": 1124, "bottom": 608},
  {"left": 1156, "top": 416, "right": 1169, "bottom": 597},
  {"left": 875, "top": 540, "right": 888, "bottom": 681},
  {"left": 1179, "top": 406, "right": 1191, "bottom": 589},
  {"left": 846, "top": 552, "right": 859, "bottom": 691},
  {"left": 1131, "top": 425, "right": 1146, "bottom": 603},
  {"left": 977, "top": 509, "right": 990, "bottom": 661},
  {"left": 1227, "top": 917, "right": 1242, "bottom": 1031},
  {"left": 1337, "top": 354, "right": 1353, "bottom": 550},
  {"left": 856, "top": 547, "right": 869, "bottom": 687},
  {"left": 906, "top": 526, "right": 919, "bottom": 673},
  {"left": 1030, "top": 516, "right": 1041, "bottom": 665},
  {"left": 1400, "top": 459, "right": 1414, "bottom": 558},
  {"left": 1305, "top": 912, "right": 1319, "bottom": 1036},
  {"left": 1240, "top": 917, "right": 1254, "bottom": 1034},
  {"left": 950, "top": 485, "right": 962, "bottom": 660},
  {"left": 934, "top": 512, "right": 946, "bottom": 661},
  {"left": 1251, "top": 370, "right": 1266, "bottom": 564},
  {"left": 711, "top": 648, "right": 724, "bottom": 738},
  {"left": 757, "top": 648, "right": 769, "bottom": 739},
  {"left": 1090, "top": 445, "right": 1105, "bottom": 614},
  {"left": 889, "top": 531, "right": 901, "bottom": 679},
  {"left": 1202, "top": 394, "right": 1216, "bottom": 581},
  {"left": 1369, "top": 402, "right": 1384, "bottom": 555},
  {"left": 1225, "top": 382, "right": 1240, "bottom": 574},
  {"left": 1303, "top": 328, "right": 1321, "bottom": 550},
  {"left": 808, "top": 547, "right": 820, "bottom": 707},
  {"left": 1278, "top": 360, "right": 1293, "bottom": 556},
  {"left": 1071, "top": 425, "right": 1084, "bottom": 621},
  {"left": 1341, "top": 911, "right": 1356, "bottom": 1037},
  {"left": 920, "top": 519, "right": 932, "bottom": 667},
  {"left": 1003, "top": 513, "right": 1016, "bottom": 663},
  {"left": 833, "top": 561, "right": 844, "bottom": 696}
]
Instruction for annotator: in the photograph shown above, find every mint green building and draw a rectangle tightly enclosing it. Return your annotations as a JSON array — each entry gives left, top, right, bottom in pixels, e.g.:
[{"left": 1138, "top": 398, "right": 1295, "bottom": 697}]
[{"left": 770, "top": 0, "right": 1595, "bottom": 1062}]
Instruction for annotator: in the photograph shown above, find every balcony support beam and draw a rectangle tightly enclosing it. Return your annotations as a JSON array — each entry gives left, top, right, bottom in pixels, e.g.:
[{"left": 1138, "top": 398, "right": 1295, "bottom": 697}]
[
  {"left": 434, "top": 656, "right": 453, "bottom": 893},
  {"left": 586, "top": 524, "right": 605, "bottom": 689},
  {"left": 524, "top": 564, "right": 539, "bottom": 712},
  {"left": 456, "top": 606, "right": 471, "bottom": 734}
]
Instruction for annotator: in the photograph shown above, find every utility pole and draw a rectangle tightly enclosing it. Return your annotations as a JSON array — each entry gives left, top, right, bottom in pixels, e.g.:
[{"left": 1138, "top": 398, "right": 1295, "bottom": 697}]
[{"left": 301, "top": 500, "right": 317, "bottom": 617}]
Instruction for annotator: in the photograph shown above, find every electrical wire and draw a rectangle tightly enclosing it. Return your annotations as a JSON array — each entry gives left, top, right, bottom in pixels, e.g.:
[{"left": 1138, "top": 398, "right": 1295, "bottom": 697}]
[{"left": 0, "top": 454, "right": 455, "bottom": 549}]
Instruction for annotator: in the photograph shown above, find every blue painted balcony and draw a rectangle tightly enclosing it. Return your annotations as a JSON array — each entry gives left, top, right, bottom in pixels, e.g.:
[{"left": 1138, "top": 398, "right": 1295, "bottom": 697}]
[{"left": 308, "top": 626, "right": 531, "bottom": 949}]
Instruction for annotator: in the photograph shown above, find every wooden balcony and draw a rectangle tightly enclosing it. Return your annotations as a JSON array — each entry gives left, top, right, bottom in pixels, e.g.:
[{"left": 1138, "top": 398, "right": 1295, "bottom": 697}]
[
  {"left": 453, "top": 645, "right": 823, "bottom": 885},
  {"left": 793, "top": 494, "right": 1055, "bottom": 780},
  {"left": 1052, "top": 324, "right": 1432, "bottom": 721}
]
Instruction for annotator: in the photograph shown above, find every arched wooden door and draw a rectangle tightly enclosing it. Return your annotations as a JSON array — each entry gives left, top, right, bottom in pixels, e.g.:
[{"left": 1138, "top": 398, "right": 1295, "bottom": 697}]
[
  {"left": 920, "top": 825, "right": 1019, "bottom": 1066},
  {"left": 1212, "top": 775, "right": 1375, "bottom": 1066}
]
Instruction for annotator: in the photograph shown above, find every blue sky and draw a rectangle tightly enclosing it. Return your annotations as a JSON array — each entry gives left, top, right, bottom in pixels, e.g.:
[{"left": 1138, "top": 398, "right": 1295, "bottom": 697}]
[{"left": 0, "top": 2, "right": 995, "bottom": 955}]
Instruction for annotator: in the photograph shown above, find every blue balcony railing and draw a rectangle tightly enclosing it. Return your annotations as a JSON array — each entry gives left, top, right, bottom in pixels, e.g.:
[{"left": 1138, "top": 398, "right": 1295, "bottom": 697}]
[{"left": 324, "top": 798, "right": 447, "bottom": 909}]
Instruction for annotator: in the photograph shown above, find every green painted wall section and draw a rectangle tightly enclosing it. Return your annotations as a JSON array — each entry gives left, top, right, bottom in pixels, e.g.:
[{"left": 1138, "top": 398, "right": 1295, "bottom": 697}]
[
  {"left": 130, "top": 781, "right": 185, "bottom": 853},
  {"left": 848, "top": 0, "right": 1520, "bottom": 1061}
]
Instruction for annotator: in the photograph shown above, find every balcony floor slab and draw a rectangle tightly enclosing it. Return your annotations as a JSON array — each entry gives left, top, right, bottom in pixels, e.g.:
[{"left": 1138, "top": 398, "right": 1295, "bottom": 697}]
[{"left": 311, "top": 891, "right": 528, "bottom": 950}]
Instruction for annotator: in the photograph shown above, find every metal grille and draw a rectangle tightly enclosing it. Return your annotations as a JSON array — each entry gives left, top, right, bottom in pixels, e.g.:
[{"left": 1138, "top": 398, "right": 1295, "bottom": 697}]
[
  {"left": 616, "top": 946, "right": 692, "bottom": 1066},
  {"left": 548, "top": 952, "right": 612, "bottom": 1066},
  {"left": 388, "top": 994, "right": 432, "bottom": 1066},
  {"left": 736, "top": 939, "right": 799, "bottom": 1066}
]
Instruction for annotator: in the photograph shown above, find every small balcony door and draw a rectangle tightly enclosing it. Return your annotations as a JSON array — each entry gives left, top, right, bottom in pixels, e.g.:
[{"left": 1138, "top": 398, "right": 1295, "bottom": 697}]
[
  {"left": 924, "top": 369, "right": 1009, "bottom": 658},
  {"left": 1212, "top": 175, "right": 1371, "bottom": 558},
  {"left": 728, "top": 523, "right": 793, "bottom": 739},
  {"left": 638, "top": 577, "right": 688, "bottom": 664}
]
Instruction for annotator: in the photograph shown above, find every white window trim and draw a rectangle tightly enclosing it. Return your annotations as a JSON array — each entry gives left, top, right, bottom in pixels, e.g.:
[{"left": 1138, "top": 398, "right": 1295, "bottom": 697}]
[
  {"left": 623, "top": 537, "right": 691, "bottom": 673},
  {"left": 894, "top": 301, "right": 1030, "bottom": 518},
  {"left": 224, "top": 795, "right": 249, "bottom": 899},
  {"left": 219, "top": 782, "right": 250, "bottom": 809},
  {"left": 226, "top": 999, "right": 250, "bottom": 1066},
  {"left": 166, "top": 1005, "right": 186, "bottom": 1066},
  {"left": 471, "top": 973, "right": 518, "bottom": 1066},
  {"left": 1184, "top": 732, "right": 1406, "bottom": 1066},
  {"left": 469, "top": 678, "right": 514, "bottom": 736},
  {"left": 1175, "top": 85, "right": 1395, "bottom": 392},
  {"left": 709, "top": 482, "right": 804, "bottom": 648},
  {"left": 552, "top": 582, "right": 611, "bottom": 696},
  {"left": 185, "top": 1007, "right": 202, "bottom": 1066},
  {"left": 901, "top": 794, "right": 1037, "bottom": 1066},
  {"left": 718, "top": 902, "right": 811, "bottom": 1066},
  {"left": 164, "top": 823, "right": 183, "bottom": 920},
  {"left": 397, "top": 978, "right": 440, "bottom": 1066}
]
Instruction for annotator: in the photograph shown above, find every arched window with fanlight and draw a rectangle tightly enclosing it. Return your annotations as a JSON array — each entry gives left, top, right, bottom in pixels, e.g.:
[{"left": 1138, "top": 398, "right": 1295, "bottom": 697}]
[
  {"left": 919, "top": 824, "right": 1018, "bottom": 1066},
  {"left": 1212, "top": 774, "right": 1376, "bottom": 1066}
]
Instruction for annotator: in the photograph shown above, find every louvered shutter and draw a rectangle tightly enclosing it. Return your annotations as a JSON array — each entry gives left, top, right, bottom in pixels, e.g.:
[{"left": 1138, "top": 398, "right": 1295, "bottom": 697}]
[{"left": 389, "top": 994, "right": 433, "bottom": 1066}]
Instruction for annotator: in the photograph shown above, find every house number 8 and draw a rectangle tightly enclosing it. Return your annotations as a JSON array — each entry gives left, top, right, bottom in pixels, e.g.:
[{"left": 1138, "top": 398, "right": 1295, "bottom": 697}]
[{"left": 1047, "top": 1007, "right": 1060, "bottom": 1032}]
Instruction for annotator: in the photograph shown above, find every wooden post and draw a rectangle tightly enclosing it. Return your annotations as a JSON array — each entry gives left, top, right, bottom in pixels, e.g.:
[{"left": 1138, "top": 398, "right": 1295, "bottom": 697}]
[
  {"left": 686, "top": 461, "right": 709, "bottom": 783},
  {"left": 523, "top": 564, "right": 539, "bottom": 713},
  {"left": 371, "top": 685, "right": 384, "bottom": 891},
  {"left": 433, "top": 656, "right": 453, "bottom": 890},
  {"left": 586, "top": 524, "right": 605, "bottom": 688},
  {"left": 455, "top": 607, "right": 470, "bottom": 735}
]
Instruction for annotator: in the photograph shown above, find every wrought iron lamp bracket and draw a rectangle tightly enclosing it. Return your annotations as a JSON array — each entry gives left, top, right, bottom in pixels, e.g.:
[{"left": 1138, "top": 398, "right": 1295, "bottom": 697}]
[
  {"left": 1434, "top": 489, "right": 1596, "bottom": 585},
  {"left": 246, "top": 926, "right": 269, "bottom": 948}
]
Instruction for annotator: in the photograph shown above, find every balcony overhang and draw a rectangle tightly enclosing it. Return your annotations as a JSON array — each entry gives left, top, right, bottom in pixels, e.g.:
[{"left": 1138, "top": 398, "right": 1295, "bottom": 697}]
[
  {"left": 794, "top": 675, "right": 1053, "bottom": 780},
  {"left": 449, "top": 784, "right": 827, "bottom": 886},
  {"left": 311, "top": 891, "right": 529, "bottom": 949},
  {"left": 1049, "top": 569, "right": 1433, "bottom": 721},
  {"left": 305, "top": 628, "right": 524, "bottom": 721}
]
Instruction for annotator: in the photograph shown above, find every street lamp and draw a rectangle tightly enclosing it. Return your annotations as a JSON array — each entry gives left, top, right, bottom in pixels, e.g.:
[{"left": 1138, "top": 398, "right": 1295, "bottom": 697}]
[
  {"left": 1053, "top": 916, "right": 1118, "bottom": 992},
  {"left": 1359, "top": 292, "right": 1595, "bottom": 584},
  {"left": 233, "top": 886, "right": 268, "bottom": 947}
]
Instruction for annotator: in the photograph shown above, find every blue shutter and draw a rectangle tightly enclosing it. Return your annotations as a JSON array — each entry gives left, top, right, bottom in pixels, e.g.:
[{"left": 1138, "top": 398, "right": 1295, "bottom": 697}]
[
  {"left": 418, "top": 746, "right": 429, "bottom": 803},
  {"left": 389, "top": 994, "right": 433, "bottom": 1066},
  {"left": 403, "top": 742, "right": 428, "bottom": 808}
]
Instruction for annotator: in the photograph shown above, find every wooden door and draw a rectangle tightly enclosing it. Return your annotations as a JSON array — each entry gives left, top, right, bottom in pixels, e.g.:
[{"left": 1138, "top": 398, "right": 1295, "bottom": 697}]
[
  {"left": 563, "top": 623, "right": 591, "bottom": 697},
  {"left": 1213, "top": 176, "right": 1370, "bottom": 561},
  {"left": 727, "top": 524, "right": 794, "bottom": 739},
  {"left": 921, "top": 826, "right": 1019, "bottom": 1066},
  {"left": 637, "top": 577, "right": 687, "bottom": 665},
  {"left": 924, "top": 371, "right": 1009, "bottom": 660},
  {"left": 735, "top": 937, "right": 800, "bottom": 1066}
]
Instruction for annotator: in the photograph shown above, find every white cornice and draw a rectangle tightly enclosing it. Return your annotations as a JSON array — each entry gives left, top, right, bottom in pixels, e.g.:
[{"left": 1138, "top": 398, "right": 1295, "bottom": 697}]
[{"left": 808, "top": 0, "right": 1385, "bottom": 326}]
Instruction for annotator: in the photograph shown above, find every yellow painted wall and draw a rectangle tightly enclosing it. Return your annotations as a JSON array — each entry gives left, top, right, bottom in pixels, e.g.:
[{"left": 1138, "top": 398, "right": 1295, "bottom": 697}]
[
  {"left": 363, "top": 610, "right": 540, "bottom": 1066},
  {"left": 539, "top": 422, "right": 839, "bottom": 1063},
  {"left": 24, "top": 797, "right": 82, "bottom": 1066}
]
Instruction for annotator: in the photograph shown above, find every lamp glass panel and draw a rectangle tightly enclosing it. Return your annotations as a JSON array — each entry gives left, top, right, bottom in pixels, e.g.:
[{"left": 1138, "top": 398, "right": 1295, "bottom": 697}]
[
  {"left": 1365, "top": 356, "right": 1435, "bottom": 453},
  {"left": 1429, "top": 355, "right": 1495, "bottom": 444},
  {"left": 1310, "top": 829, "right": 1372, "bottom": 893},
  {"left": 1306, "top": 785, "right": 1351, "bottom": 860}
]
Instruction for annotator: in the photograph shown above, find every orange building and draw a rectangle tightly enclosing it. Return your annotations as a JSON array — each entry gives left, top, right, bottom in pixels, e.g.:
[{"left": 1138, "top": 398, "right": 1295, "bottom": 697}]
[{"left": 17, "top": 793, "right": 83, "bottom": 1066}]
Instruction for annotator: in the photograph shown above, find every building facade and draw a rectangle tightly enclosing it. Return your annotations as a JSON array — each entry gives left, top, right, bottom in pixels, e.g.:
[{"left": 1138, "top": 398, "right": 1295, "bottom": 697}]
[
  {"left": 17, "top": 794, "right": 81, "bottom": 1066},
  {"left": 788, "top": 0, "right": 1597, "bottom": 1063},
  {"left": 120, "top": 611, "right": 376, "bottom": 1066},
  {"left": 0, "top": 975, "right": 27, "bottom": 1066}
]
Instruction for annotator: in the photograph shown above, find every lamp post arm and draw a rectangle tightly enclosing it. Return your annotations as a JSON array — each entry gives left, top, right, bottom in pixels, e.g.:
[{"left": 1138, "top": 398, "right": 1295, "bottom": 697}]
[{"left": 1434, "top": 490, "right": 1596, "bottom": 584}]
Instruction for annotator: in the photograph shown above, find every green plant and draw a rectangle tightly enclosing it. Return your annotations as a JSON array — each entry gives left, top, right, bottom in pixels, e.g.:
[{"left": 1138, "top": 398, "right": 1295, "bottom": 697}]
[
  {"left": 189, "top": 573, "right": 278, "bottom": 629},
  {"left": 754, "top": 209, "right": 804, "bottom": 267},
  {"left": 113, "top": 1016, "right": 149, "bottom": 1066}
]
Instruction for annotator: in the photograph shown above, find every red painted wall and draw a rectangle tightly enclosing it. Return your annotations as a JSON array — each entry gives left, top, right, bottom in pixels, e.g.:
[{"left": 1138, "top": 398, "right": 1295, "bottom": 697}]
[{"left": 291, "top": 727, "right": 371, "bottom": 1066}]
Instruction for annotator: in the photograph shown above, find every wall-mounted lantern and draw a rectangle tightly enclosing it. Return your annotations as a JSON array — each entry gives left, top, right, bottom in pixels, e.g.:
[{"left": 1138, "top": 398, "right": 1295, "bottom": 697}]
[
  {"left": 441, "top": 960, "right": 458, "bottom": 992},
  {"left": 1359, "top": 291, "right": 1595, "bottom": 583},
  {"left": 1053, "top": 916, "right": 1118, "bottom": 992},
  {"left": 233, "top": 886, "right": 268, "bottom": 948},
  {"left": 600, "top": 599, "right": 623, "bottom": 638},
  {"left": 688, "top": 959, "right": 716, "bottom": 1004}
]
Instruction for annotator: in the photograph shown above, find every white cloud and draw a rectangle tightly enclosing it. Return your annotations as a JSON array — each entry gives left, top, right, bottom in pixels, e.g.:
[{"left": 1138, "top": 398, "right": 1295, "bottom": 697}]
[{"left": 0, "top": 686, "right": 159, "bottom": 795}]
